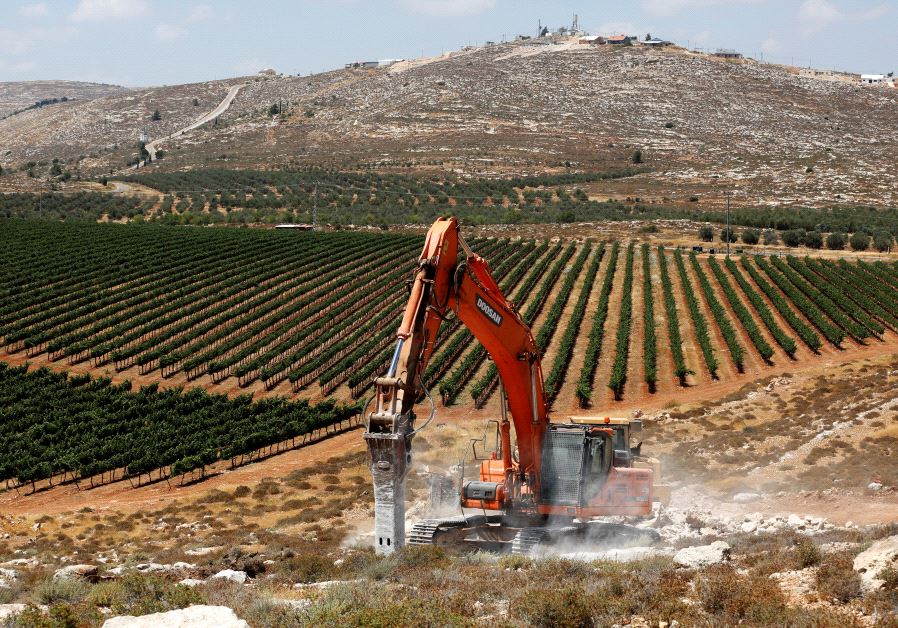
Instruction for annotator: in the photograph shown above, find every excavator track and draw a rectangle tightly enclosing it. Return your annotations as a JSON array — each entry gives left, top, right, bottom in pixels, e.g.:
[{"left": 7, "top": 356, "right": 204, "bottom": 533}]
[
  {"left": 510, "top": 527, "right": 547, "bottom": 555},
  {"left": 511, "top": 525, "right": 582, "bottom": 556},
  {"left": 407, "top": 516, "right": 470, "bottom": 546},
  {"left": 408, "top": 520, "right": 442, "bottom": 546}
]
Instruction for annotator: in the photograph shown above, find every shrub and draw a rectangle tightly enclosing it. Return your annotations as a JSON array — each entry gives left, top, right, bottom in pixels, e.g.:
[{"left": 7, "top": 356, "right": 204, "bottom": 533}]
[
  {"left": 632, "top": 150, "right": 643, "bottom": 164},
  {"left": 796, "top": 539, "right": 822, "bottom": 568},
  {"left": 6, "top": 604, "right": 83, "bottom": 628},
  {"left": 850, "top": 232, "right": 870, "bottom": 251},
  {"left": 762, "top": 229, "right": 779, "bottom": 245},
  {"left": 879, "top": 565, "right": 898, "bottom": 591},
  {"left": 816, "top": 553, "right": 862, "bottom": 603},
  {"left": 826, "top": 232, "right": 847, "bottom": 250},
  {"left": 280, "top": 552, "right": 335, "bottom": 583},
  {"left": 696, "top": 565, "right": 787, "bottom": 622},
  {"left": 84, "top": 573, "right": 203, "bottom": 616},
  {"left": 196, "top": 488, "right": 231, "bottom": 503},
  {"left": 741, "top": 229, "right": 759, "bottom": 245},
  {"left": 232, "top": 485, "right": 251, "bottom": 498},
  {"left": 513, "top": 587, "right": 593, "bottom": 628},
  {"left": 151, "top": 109, "right": 161, "bottom": 121},
  {"left": 720, "top": 227, "right": 737, "bottom": 243},
  {"left": 699, "top": 226, "right": 714, "bottom": 242},
  {"left": 873, "top": 231, "right": 894, "bottom": 252},
  {"left": 782, "top": 229, "right": 805, "bottom": 247},
  {"left": 399, "top": 545, "right": 448, "bottom": 568},
  {"left": 665, "top": 121, "right": 675, "bottom": 128},
  {"left": 804, "top": 230, "right": 823, "bottom": 249},
  {"left": 33, "top": 578, "right": 89, "bottom": 605},
  {"left": 498, "top": 553, "right": 533, "bottom": 571}
]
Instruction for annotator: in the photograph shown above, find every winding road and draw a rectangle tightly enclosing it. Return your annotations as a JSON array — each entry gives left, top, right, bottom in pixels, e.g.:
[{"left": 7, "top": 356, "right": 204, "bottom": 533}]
[{"left": 138, "top": 82, "right": 247, "bottom": 167}]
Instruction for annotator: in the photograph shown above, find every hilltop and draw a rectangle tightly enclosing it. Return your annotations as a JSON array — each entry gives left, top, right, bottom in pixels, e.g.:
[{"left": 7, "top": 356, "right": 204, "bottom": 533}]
[
  {"left": 0, "top": 39, "right": 896, "bottom": 207},
  {"left": 0, "top": 80, "right": 127, "bottom": 119}
]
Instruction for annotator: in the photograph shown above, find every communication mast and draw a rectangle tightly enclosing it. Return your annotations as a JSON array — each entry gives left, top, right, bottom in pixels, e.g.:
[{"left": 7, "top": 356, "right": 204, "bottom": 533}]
[{"left": 572, "top": 14, "right": 580, "bottom": 34}]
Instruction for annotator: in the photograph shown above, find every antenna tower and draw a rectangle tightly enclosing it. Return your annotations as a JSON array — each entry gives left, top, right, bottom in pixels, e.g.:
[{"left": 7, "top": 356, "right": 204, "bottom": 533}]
[{"left": 572, "top": 14, "right": 579, "bottom": 33}]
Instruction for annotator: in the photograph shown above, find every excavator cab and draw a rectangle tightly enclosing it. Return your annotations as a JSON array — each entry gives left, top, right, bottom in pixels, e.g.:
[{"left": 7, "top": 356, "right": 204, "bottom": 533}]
[
  {"left": 568, "top": 417, "right": 670, "bottom": 507},
  {"left": 538, "top": 424, "right": 613, "bottom": 507}
]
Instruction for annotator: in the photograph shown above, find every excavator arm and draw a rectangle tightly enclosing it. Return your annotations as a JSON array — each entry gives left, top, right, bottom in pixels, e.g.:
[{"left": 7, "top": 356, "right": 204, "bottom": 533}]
[{"left": 365, "top": 217, "right": 548, "bottom": 553}]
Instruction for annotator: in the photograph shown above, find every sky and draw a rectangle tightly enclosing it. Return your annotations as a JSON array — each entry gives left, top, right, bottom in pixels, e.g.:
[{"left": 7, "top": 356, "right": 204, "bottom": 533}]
[{"left": 0, "top": 0, "right": 894, "bottom": 86}]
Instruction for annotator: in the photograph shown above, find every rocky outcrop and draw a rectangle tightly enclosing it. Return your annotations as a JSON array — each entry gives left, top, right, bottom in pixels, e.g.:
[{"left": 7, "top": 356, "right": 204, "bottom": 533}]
[
  {"left": 854, "top": 535, "right": 898, "bottom": 592},
  {"left": 674, "top": 541, "right": 731, "bottom": 568},
  {"left": 102, "top": 605, "right": 249, "bottom": 628},
  {"left": 53, "top": 564, "right": 99, "bottom": 582}
]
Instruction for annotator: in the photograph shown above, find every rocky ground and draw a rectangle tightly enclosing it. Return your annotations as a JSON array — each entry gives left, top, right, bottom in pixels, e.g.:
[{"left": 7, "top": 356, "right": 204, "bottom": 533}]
[
  {"left": 1, "top": 352, "right": 897, "bottom": 625},
  {"left": 0, "top": 79, "right": 243, "bottom": 188}
]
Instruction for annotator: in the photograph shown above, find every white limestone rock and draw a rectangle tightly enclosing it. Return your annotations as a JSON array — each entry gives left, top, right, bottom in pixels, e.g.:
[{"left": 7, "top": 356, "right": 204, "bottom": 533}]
[
  {"left": 53, "top": 564, "right": 98, "bottom": 582},
  {"left": 854, "top": 535, "right": 898, "bottom": 592},
  {"left": 210, "top": 569, "right": 247, "bottom": 584},
  {"left": 102, "top": 605, "right": 249, "bottom": 627},
  {"left": 674, "top": 541, "right": 731, "bottom": 568}
]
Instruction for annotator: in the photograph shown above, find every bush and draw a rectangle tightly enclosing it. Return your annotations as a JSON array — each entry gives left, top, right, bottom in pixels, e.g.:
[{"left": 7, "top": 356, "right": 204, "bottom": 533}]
[
  {"left": 804, "top": 230, "right": 823, "bottom": 249},
  {"left": 513, "top": 587, "right": 593, "bottom": 628},
  {"left": 879, "top": 565, "right": 898, "bottom": 591},
  {"left": 741, "top": 229, "right": 759, "bottom": 245},
  {"left": 632, "top": 150, "right": 643, "bottom": 164},
  {"left": 796, "top": 539, "right": 822, "bottom": 568},
  {"left": 280, "top": 552, "right": 336, "bottom": 583},
  {"left": 782, "top": 229, "right": 805, "bottom": 247},
  {"left": 720, "top": 227, "right": 737, "bottom": 243},
  {"left": 33, "top": 577, "right": 89, "bottom": 605},
  {"left": 696, "top": 565, "right": 788, "bottom": 622},
  {"left": 873, "top": 231, "right": 894, "bottom": 252},
  {"left": 816, "top": 553, "right": 862, "bottom": 603},
  {"left": 762, "top": 229, "right": 779, "bottom": 245},
  {"left": 399, "top": 545, "right": 448, "bottom": 568},
  {"left": 699, "top": 226, "right": 714, "bottom": 242},
  {"left": 850, "top": 232, "right": 870, "bottom": 251},
  {"left": 826, "top": 232, "right": 847, "bottom": 250},
  {"left": 86, "top": 573, "right": 203, "bottom": 616},
  {"left": 498, "top": 554, "right": 533, "bottom": 571},
  {"left": 5, "top": 604, "right": 83, "bottom": 628}
]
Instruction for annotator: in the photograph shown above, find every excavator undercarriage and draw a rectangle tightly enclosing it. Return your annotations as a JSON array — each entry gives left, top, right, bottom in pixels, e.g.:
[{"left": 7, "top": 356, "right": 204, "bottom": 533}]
[{"left": 409, "top": 516, "right": 661, "bottom": 556}]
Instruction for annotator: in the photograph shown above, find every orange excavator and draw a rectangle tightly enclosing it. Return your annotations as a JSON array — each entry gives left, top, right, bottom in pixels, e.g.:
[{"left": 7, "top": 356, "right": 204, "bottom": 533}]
[{"left": 365, "top": 217, "right": 664, "bottom": 555}]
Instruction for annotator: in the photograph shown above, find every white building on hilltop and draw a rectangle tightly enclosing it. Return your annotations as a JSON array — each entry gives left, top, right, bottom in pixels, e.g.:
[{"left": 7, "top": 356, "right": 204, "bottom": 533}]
[{"left": 860, "top": 74, "right": 895, "bottom": 87}]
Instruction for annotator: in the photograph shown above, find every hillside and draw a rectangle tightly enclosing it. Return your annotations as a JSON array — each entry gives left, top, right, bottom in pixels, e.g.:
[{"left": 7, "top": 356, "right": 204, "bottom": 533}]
[
  {"left": 0, "top": 80, "right": 127, "bottom": 119},
  {"left": 0, "top": 78, "right": 243, "bottom": 185},
  {"left": 1, "top": 40, "right": 896, "bottom": 207}
]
